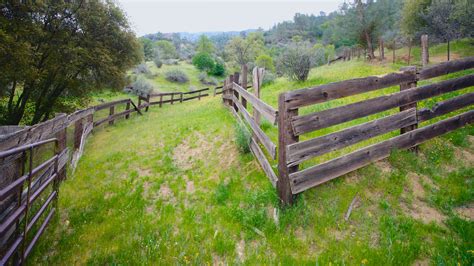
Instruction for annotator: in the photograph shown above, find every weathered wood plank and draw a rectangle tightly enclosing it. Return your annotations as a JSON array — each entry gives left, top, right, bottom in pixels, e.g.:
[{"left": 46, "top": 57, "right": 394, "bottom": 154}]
[
  {"left": 419, "top": 56, "right": 474, "bottom": 80},
  {"left": 67, "top": 108, "right": 94, "bottom": 125},
  {"left": 182, "top": 94, "right": 209, "bottom": 101},
  {"left": 287, "top": 108, "right": 417, "bottom": 167},
  {"left": 292, "top": 74, "right": 474, "bottom": 136},
  {"left": 289, "top": 110, "right": 474, "bottom": 194},
  {"left": 182, "top": 88, "right": 209, "bottom": 95},
  {"left": 93, "top": 99, "right": 129, "bottom": 111},
  {"left": 93, "top": 108, "right": 135, "bottom": 127},
  {"left": 277, "top": 92, "right": 298, "bottom": 205},
  {"left": 250, "top": 138, "right": 277, "bottom": 187},
  {"left": 231, "top": 95, "right": 277, "bottom": 159},
  {"left": 233, "top": 83, "right": 278, "bottom": 124},
  {"left": 418, "top": 92, "right": 474, "bottom": 122},
  {"left": 284, "top": 71, "right": 417, "bottom": 109}
]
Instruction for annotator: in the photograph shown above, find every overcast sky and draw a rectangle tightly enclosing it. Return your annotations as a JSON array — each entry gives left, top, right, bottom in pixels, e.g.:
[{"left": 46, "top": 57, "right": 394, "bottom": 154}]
[{"left": 117, "top": 0, "right": 345, "bottom": 36}]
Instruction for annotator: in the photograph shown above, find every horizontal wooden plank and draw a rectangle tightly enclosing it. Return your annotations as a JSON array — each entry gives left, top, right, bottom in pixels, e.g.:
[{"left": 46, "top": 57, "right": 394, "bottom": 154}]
[
  {"left": 93, "top": 99, "right": 130, "bottom": 111},
  {"left": 250, "top": 138, "right": 277, "bottom": 187},
  {"left": 284, "top": 71, "right": 416, "bottom": 109},
  {"left": 292, "top": 74, "right": 474, "bottom": 136},
  {"left": 0, "top": 114, "right": 68, "bottom": 151},
  {"left": 67, "top": 108, "right": 94, "bottom": 125},
  {"left": 149, "top": 92, "right": 181, "bottom": 97},
  {"left": 287, "top": 108, "right": 417, "bottom": 167},
  {"left": 182, "top": 88, "right": 209, "bottom": 95},
  {"left": 231, "top": 95, "right": 277, "bottom": 159},
  {"left": 93, "top": 108, "right": 135, "bottom": 127},
  {"left": 418, "top": 92, "right": 474, "bottom": 122},
  {"left": 232, "top": 83, "right": 278, "bottom": 124},
  {"left": 419, "top": 56, "right": 474, "bottom": 80},
  {"left": 182, "top": 94, "right": 209, "bottom": 101},
  {"left": 290, "top": 110, "right": 474, "bottom": 194}
]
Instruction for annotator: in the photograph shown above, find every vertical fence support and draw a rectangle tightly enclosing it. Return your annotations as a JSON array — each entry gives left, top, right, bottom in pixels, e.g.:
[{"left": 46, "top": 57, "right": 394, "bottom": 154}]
[
  {"left": 252, "top": 67, "right": 264, "bottom": 125},
  {"left": 421, "top": 34, "right": 429, "bottom": 67},
  {"left": 125, "top": 101, "right": 130, "bottom": 119},
  {"left": 228, "top": 74, "right": 234, "bottom": 107},
  {"left": 233, "top": 72, "right": 240, "bottom": 113},
  {"left": 171, "top": 94, "right": 174, "bottom": 105},
  {"left": 400, "top": 66, "right": 419, "bottom": 151},
  {"left": 277, "top": 93, "right": 298, "bottom": 205},
  {"left": 198, "top": 91, "right": 201, "bottom": 100},
  {"left": 180, "top": 92, "right": 184, "bottom": 103},
  {"left": 159, "top": 95, "right": 163, "bottom": 108},
  {"left": 379, "top": 38, "right": 385, "bottom": 60},
  {"left": 74, "top": 118, "right": 84, "bottom": 150},
  {"left": 109, "top": 105, "right": 115, "bottom": 125},
  {"left": 146, "top": 95, "right": 150, "bottom": 112},
  {"left": 241, "top": 64, "right": 248, "bottom": 109}
]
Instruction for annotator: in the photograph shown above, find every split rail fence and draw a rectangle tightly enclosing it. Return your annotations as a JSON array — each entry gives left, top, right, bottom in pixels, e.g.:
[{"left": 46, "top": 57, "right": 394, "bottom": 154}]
[{"left": 222, "top": 57, "right": 474, "bottom": 205}]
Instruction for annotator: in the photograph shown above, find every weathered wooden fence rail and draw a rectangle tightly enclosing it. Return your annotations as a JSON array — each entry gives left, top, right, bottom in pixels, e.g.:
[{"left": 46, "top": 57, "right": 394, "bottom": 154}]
[{"left": 222, "top": 57, "right": 474, "bottom": 205}]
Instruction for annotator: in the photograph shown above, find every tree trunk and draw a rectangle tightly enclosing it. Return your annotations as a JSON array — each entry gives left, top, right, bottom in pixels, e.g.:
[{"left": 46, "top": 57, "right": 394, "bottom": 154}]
[{"left": 365, "top": 32, "right": 375, "bottom": 60}]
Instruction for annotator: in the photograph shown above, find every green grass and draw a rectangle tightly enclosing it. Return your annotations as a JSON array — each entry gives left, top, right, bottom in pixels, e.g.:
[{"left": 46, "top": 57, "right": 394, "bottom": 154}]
[{"left": 29, "top": 41, "right": 474, "bottom": 265}]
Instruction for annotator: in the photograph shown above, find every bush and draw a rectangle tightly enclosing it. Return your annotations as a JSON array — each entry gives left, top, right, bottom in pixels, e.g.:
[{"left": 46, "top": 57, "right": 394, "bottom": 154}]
[
  {"left": 192, "top": 52, "right": 215, "bottom": 72},
  {"left": 234, "top": 122, "right": 251, "bottom": 154},
  {"left": 209, "top": 61, "right": 225, "bottom": 76},
  {"left": 134, "top": 63, "right": 151, "bottom": 75},
  {"left": 277, "top": 42, "right": 315, "bottom": 81},
  {"left": 130, "top": 76, "right": 154, "bottom": 96},
  {"left": 153, "top": 56, "right": 162, "bottom": 68},
  {"left": 165, "top": 69, "right": 189, "bottom": 83},
  {"left": 261, "top": 71, "right": 276, "bottom": 86},
  {"left": 255, "top": 54, "right": 275, "bottom": 72},
  {"left": 163, "top": 59, "right": 179, "bottom": 65},
  {"left": 199, "top": 73, "right": 218, "bottom": 85}
]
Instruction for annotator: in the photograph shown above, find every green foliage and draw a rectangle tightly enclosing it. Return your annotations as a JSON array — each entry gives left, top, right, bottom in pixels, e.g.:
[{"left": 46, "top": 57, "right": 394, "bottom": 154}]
[
  {"left": 209, "top": 61, "right": 225, "bottom": 76},
  {"left": 234, "top": 122, "right": 251, "bottom": 154},
  {"left": 276, "top": 41, "right": 315, "bottom": 81},
  {"left": 192, "top": 52, "right": 215, "bottom": 72},
  {"left": 255, "top": 54, "right": 275, "bottom": 72},
  {"left": 261, "top": 71, "right": 276, "bottom": 86},
  {"left": 196, "top": 35, "right": 214, "bottom": 54},
  {"left": 131, "top": 76, "right": 154, "bottom": 96},
  {"left": 225, "top": 32, "right": 265, "bottom": 67},
  {"left": 0, "top": 1, "right": 142, "bottom": 125},
  {"left": 134, "top": 63, "right": 151, "bottom": 75},
  {"left": 140, "top": 38, "right": 155, "bottom": 61},
  {"left": 153, "top": 56, "right": 163, "bottom": 68},
  {"left": 154, "top": 40, "right": 177, "bottom": 60},
  {"left": 164, "top": 69, "right": 189, "bottom": 83}
]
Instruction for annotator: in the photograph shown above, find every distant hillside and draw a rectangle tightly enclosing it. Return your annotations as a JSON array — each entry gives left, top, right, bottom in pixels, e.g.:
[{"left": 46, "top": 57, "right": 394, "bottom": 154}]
[{"left": 142, "top": 29, "right": 258, "bottom": 42}]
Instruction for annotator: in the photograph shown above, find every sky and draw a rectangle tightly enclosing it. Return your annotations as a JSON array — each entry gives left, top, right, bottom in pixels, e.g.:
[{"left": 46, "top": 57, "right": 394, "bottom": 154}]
[{"left": 117, "top": 0, "right": 345, "bottom": 36}]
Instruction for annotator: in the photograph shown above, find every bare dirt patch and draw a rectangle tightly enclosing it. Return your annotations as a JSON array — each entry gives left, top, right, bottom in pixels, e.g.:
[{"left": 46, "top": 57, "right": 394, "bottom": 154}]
[
  {"left": 186, "top": 180, "right": 195, "bottom": 194},
  {"left": 455, "top": 203, "right": 474, "bottom": 221},
  {"left": 412, "top": 259, "right": 430, "bottom": 266},
  {"left": 236, "top": 239, "right": 245, "bottom": 262},
  {"left": 402, "top": 173, "right": 445, "bottom": 224},
  {"left": 173, "top": 132, "right": 238, "bottom": 171},
  {"left": 453, "top": 146, "right": 474, "bottom": 165},
  {"left": 138, "top": 168, "right": 152, "bottom": 177},
  {"left": 374, "top": 160, "right": 392, "bottom": 174}
]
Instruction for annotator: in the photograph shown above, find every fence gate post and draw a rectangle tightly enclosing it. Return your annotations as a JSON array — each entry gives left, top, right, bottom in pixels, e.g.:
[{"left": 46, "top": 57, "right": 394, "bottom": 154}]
[
  {"left": 241, "top": 64, "right": 248, "bottom": 109},
  {"left": 400, "top": 66, "right": 419, "bottom": 150},
  {"left": 277, "top": 93, "right": 298, "bottom": 205},
  {"left": 421, "top": 34, "right": 429, "bottom": 67},
  {"left": 228, "top": 74, "right": 234, "bottom": 107}
]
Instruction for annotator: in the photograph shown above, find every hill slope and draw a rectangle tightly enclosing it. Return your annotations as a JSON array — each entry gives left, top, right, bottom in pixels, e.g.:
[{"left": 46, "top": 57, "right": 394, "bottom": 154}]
[{"left": 30, "top": 46, "right": 474, "bottom": 265}]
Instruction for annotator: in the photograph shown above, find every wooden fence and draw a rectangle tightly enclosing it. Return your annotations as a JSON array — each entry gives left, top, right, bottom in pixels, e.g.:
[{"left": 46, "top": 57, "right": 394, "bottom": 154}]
[
  {"left": 138, "top": 88, "right": 210, "bottom": 108},
  {"left": 222, "top": 57, "right": 474, "bottom": 205}
]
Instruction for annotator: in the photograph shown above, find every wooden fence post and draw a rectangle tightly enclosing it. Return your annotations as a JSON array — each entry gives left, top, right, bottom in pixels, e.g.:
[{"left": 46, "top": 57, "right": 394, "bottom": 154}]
[
  {"left": 138, "top": 96, "right": 142, "bottom": 108},
  {"left": 233, "top": 72, "right": 240, "bottom": 112},
  {"left": 228, "top": 74, "right": 234, "bottom": 107},
  {"left": 241, "top": 64, "right": 248, "bottom": 109},
  {"left": 421, "top": 34, "right": 429, "bottom": 67},
  {"left": 171, "top": 93, "right": 174, "bottom": 105},
  {"left": 109, "top": 105, "right": 115, "bottom": 125},
  {"left": 74, "top": 118, "right": 84, "bottom": 150},
  {"left": 198, "top": 91, "right": 201, "bottom": 100},
  {"left": 180, "top": 92, "right": 184, "bottom": 103},
  {"left": 125, "top": 101, "right": 130, "bottom": 119},
  {"left": 159, "top": 95, "right": 163, "bottom": 108},
  {"left": 277, "top": 93, "right": 298, "bottom": 205},
  {"left": 252, "top": 67, "right": 264, "bottom": 125},
  {"left": 146, "top": 95, "right": 150, "bottom": 112},
  {"left": 400, "top": 66, "right": 419, "bottom": 151}
]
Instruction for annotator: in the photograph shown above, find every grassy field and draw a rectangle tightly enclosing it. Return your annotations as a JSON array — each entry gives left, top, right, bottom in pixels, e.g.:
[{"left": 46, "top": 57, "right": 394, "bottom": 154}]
[{"left": 29, "top": 40, "right": 474, "bottom": 265}]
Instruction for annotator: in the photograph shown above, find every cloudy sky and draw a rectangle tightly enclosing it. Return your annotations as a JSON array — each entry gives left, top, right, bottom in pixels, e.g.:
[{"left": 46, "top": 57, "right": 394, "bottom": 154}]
[{"left": 117, "top": 0, "right": 345, "bottom": 36}]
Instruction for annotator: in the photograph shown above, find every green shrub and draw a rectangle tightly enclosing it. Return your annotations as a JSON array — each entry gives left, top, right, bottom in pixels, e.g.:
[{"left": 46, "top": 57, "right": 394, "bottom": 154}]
[
  {"left": 134, "top": 63, "right": 150, "bottom": 75},
  {"left": 153, "top": 56, "right": 162, "bottom": 68},
  {"left": 255, "top": 54, "right": 275, "bottom": 72},
  {"left": 165, "top": 70, "right": 189, "bottom": 83},
  {"left": 234, "top": 122, "right": 251, "bottom": 154},
  {"left": 261, "top": 71, "right": 276, "bottom": 86},
  {"left": 130, "top": 76, "right": 154, "bottom": 96},
  {"left": 192, "top": 52, "right": 215, "bottom": 72},
  {"left": 209, "top": 61, "right": 225, "bottom": 76}
]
